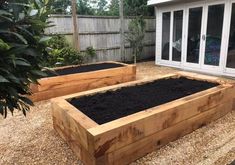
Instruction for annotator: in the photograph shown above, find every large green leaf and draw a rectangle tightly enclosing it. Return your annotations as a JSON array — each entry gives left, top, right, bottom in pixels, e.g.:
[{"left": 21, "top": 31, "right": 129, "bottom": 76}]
[
  {"left": 0, "top": 75, "right": 9, "bottom": 83},
  {"left": 0, "top": 10, "right": 12, "bottom": 16},
  {"left": 7, "top": 74, "right": 21, "bottom": 84},
  {"left": 15, "top": 59, "right": 31, "bottom": 67},
  {"left": 0, "top": 30, "right": 28, "bottom": 44},
  {"left": 19, "top": 96, "right": 34, "bottom": 106},
  {"left": 39, "top": 36, "right": 51, "bottom": 43},
  {"left": 5, "top": 45, "right": 28, "bottom": 55},
  {"left": 9, "top": 3, "right": 31, "bottom": 8},
  {"left": 0, "top": 15, "right": 13, "bottom": 23},
  {"left": 0, "top": 0, "right": 54, "bottom": 118}
]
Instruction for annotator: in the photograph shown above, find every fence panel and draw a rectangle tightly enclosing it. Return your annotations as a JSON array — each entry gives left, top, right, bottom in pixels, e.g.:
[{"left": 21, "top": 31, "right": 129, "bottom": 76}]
[{"left": 46, "top": 15, "right": 156, "bottom": 62}]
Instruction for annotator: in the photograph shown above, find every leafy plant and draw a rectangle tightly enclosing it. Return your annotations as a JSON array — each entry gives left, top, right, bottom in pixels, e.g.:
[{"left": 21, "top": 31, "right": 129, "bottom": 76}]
[
  {"left": 126, "top": 17, "right": 146, "bottom": 63},
  {"left": 43, "top": 35, "right": 84, "bottom": 67},
  {"left": 107, "top": 0, "right": 154, "bottom": 16},
  {"left": 77, "top": 0, "right": 95, "bottom": 15},
  {"left": 83, "top": 46, "right": 96, "bottom": 62},
  {"left": 51, "top": 0, "right": 71, "bottom": 14},
  {"left": 124, "top": 0, "right": 154, "bottom": 16},
  {"left": 0, "top": 0, "right": 54, "bottom": 117}
]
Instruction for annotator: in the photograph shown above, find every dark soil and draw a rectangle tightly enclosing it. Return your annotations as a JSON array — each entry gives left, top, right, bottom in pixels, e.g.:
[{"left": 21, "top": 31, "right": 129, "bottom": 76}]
[
  {"left": 69, "top": 77, "right": 219, "bottom": 125},
  {"left": 45, "top": 63, "right": 124, "bottom": 77},
  {"left": 230, "top": 160, "right": 235, "bottom": 165}
]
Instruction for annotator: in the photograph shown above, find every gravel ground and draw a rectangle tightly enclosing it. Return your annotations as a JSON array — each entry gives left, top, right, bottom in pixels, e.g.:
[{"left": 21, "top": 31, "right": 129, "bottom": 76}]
[{"left": 0, "top": 61, "right": 234, "bottom": 165}]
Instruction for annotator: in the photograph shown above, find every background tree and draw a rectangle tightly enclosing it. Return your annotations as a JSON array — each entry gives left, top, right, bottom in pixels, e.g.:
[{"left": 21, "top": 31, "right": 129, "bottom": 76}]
[
  {"left": 52, "top": 0, "right": 71, "bottom": 14},
  {"left": 77, "top": 0, "right": 95, "bottom": 15},
  {"left": 108, "top": 0, "right": 119, "bottom": 16},
  {"left": 97, "top": 0, "right": 108, "bottom": 15},
  {"left": 124, "top": 0, "right": 154, "bottom": 16},
  {"left": 0, "top": 0, "right": 53, "bottom": 117},
  {"left": 107, "top": 0, "right": 154, "bottom": 16},
  {"left": 126, "top": 17, "right": 146, "bottom": 63}
]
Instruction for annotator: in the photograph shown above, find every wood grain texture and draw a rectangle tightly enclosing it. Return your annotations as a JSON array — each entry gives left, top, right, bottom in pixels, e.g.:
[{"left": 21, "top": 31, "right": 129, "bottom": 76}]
[
  {"left": 88, "top": 84, "right": 235, "bottom": 157},
  {"left": 29, "top": 62, "right": 136, "bottom": 102},
  {"left": 102, "top": 100, "right": 233, "bottom": 165},
  {"left": 233, "top": 98, "right": 235, "bottom": 111},
  {"left": 44, "top": 16, "right": 156, "bottom": 62},
  {"left": 51, "top": 72, "right": 235, "bottom": 165}
]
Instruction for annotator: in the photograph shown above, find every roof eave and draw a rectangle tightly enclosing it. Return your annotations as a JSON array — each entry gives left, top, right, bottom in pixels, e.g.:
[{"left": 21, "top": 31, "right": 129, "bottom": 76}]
[{"left": 147, "top": 0, "right": 174, "bottom": 6}]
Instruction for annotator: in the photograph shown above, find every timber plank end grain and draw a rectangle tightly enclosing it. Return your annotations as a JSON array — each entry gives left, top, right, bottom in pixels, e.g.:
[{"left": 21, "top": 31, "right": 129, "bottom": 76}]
[
  {"left": 29, "top": 61, "right": 136, "bottom": 102},
  {"left": 51, "top": 72, "right": 235, "bottom": 165}
]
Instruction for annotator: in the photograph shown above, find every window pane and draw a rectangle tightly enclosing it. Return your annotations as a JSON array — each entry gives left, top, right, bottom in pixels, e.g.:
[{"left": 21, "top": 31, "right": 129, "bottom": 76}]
[
  {"left": 172, "top": 10, "right": 183, "bottom": 62},
  {"left": 204, "top": 4, "right": 224, "bottom": 66},
  {"left": 187, "top": 7, "right": 203, "bottom": 64},
  {"left": 226, "top": 3, "right": 235, "bottom": 68},
  {"left": 162, "top": 12, "right": 171, "bottom": 60}
]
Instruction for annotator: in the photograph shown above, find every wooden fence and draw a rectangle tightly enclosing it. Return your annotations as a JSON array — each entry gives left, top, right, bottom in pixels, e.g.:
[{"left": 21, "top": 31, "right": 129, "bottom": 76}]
[{"left": 45, "top": 15, "right": 156, "bottom": 62}]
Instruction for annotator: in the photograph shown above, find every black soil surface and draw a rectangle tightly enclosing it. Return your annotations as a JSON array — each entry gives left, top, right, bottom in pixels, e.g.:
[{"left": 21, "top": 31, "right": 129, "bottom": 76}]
[
  {"left": 69, "top": 77, "right": 219, "bottom": 125},
  {"left": 230, "top": 160, "right": 235, "bottom": 165},
  {"left": 45, "top": 63, "right": 124, "bottom": 77}
]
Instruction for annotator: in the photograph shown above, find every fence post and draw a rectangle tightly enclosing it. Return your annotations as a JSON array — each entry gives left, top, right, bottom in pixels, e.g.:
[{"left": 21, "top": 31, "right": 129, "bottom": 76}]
[
  {"left": 119, "top": 0, "right": 125, "bottom": 62},
  {"left": 71, "top": 0, "right": 80, "bottom": 52}
]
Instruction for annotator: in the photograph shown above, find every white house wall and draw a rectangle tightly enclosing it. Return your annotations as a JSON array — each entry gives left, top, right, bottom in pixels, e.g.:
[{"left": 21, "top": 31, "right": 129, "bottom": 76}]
[{"left": 154, "top": 0, "right": 235, "bottom": 77}]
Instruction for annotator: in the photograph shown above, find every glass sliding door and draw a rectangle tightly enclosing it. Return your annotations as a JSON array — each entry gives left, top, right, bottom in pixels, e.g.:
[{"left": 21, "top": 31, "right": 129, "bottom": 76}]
[
  {"left": 204, "top": 4, "right": 224, "bottom": 66},
  {"left": 172, "top": 10, "right": 183, "bottom": 62},
  {"left": 226, "top": 3, "right": 235, "bottom": 69},
  {"left": 186, "top": 7, "right": 203, "bottom": 64},
  {"left": 161, "top": 9, "right": 184, "bottom": 64},
  {"left": 162, "top": 12, "right": 171, "bottom": 60}
]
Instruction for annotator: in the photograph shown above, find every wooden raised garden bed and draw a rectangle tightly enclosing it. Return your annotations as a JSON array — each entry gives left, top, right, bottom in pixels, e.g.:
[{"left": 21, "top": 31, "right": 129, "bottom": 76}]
[
  {"left": 29, "top": 61, "right": 136, "bottom": 102},
  {"left": 51, "top": 72, "right": 235, "bottom": 165}
]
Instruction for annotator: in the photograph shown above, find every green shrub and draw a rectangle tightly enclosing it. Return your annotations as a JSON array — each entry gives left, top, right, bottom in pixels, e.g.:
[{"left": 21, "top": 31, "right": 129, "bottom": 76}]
[
  {"left": 0, "top": 0, "right": 53, "bottom": 117},
  {"left": 126, "top": 17, "right": 146, "bottom": 63},
  {"left": 83, "top": 46, "right": 97, "bottom": 62},
  {"left": 47, "top": 35, "right": 69, "bottom": 49},
  {"left": 85, "top": 46, "right": 96, "bottom": 58},
  {"left": 42, "top": 35, "right": 84, "bottom": 67}
]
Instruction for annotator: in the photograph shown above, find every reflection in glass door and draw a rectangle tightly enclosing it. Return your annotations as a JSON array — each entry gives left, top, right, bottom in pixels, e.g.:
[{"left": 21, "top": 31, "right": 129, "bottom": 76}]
[
  {"left": 162, "top": 12, "right": 171, "bottom": 60},
  {"left": 161, "top": 10, "right": 183, "bottom": 63},
  {"left": 226, "top": 3, "right": 235, "bottom": 69},
  {"left": 204, "top": 4, "right": 224, "bottom": 66},
  {"left": 186, "top": 7, "right": 203, "bottom": 64},
  {"left": 172, "top": 10, "right": 183, "bottom": 62}
]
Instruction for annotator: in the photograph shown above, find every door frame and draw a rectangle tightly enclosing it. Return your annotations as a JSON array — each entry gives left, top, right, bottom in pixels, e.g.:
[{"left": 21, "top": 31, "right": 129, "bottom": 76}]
[
  {"left": 182, "top": 1, "right": 206, "bottom": 69},
  {"left": 158, "top": 5, "right": 186, "bottom": 67},
  {"left": 200, "top": 0, "right": 227, "bottom": 73},
  {"left": 224, "top": 0, "right": 235, "bottom": 76}
]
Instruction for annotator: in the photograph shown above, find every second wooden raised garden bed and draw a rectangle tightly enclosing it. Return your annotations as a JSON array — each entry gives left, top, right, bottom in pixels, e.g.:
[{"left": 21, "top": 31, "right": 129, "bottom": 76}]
[
  {"left": 51, "top": 72, "right": 235, "bottom": 165},
  {"left": 29, "top": 61, "right": 136, "bottom": 102}
]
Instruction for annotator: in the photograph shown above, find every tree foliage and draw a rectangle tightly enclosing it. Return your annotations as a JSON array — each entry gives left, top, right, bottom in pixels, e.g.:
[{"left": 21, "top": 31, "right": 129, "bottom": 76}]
[
  {"left": 108, "top": 0, "right": 154, "bottom": 16},
  {"left": 124, "top": 0, "right": 154, "bottom": 16},
  {"left": 96, "top": 0, "right": 108, "bottom": 15},
  {"left": 77, "top": 0, "right": 95, "bottom": 15},
  {"left": 50, "top": 0, "right": 154, "bottom": 16},
  {"left": 126, "top": 17, "right": 146, "bottom": 63},
  {"left": 52, "top": 0, "right": 71, "bottom": 14},
  {"left": 43, "top": 35, "right": 83, "bottom": 67},
  {"left": 108, "top": 0, "right": 119, "bottom": 16},
  {"left": 0, "top": 0, "right": 53, "bottom": 117}
]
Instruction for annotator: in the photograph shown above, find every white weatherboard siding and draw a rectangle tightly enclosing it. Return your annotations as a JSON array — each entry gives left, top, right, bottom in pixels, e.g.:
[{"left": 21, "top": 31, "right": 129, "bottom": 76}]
[{"left": 150, "top": 0, "right": 235, "bottom": 77}]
